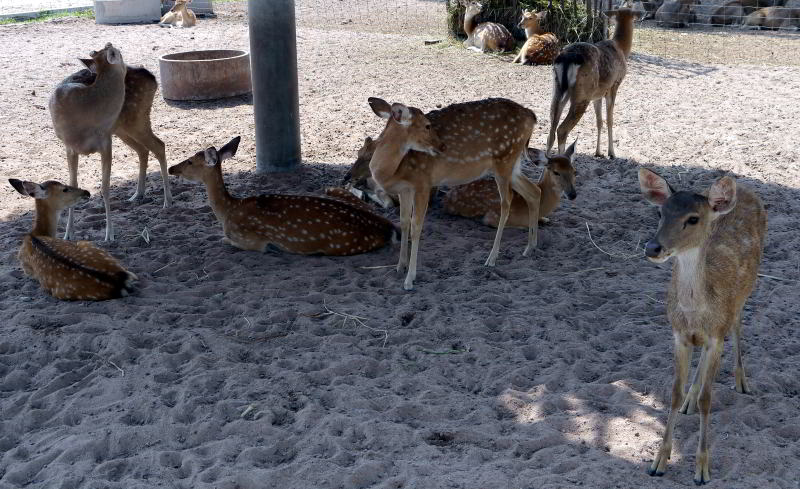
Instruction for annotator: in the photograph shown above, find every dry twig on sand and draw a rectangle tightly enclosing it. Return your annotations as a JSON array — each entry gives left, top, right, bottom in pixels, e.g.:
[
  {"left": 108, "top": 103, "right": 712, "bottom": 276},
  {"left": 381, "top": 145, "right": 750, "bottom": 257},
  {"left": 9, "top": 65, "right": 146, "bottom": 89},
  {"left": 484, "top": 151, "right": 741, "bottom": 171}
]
[
  {"left": 585, "top": 222, "right": 645, "bottom": 260},
  {"left": 303, "top": 301, "right": 389, "bottom": 347}
]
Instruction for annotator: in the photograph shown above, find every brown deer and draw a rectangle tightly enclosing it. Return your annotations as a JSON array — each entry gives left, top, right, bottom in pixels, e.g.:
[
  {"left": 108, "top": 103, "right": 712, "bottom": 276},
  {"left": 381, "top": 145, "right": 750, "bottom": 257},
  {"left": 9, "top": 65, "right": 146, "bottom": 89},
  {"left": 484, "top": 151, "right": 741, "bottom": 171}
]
[
  {"left": 743, "top": 6, "right": 800, "bottom": 30},
  {"left": 342, "top": 136, "right": 397, "bottom": 209},
  {"left": 9, "top": 179, "right": 137, "bottom": 300},
  {"left": 443, "top": 141, "right": 577, "bottom": 229},
  {"left": 367, "top": 97, "right": 539, "bottom": 290},
  {"left": 160, "top": 0, "right": 197, "bottom": 28},
  {"left": 168, "top": 136, "right": 398, "bottom": 255},
  {"left": 512, "top": 10, "right": 560, "bottom": 65},
  {"left": 546, "top": 3, "right": 642, "bottom": 158},
  {"left": 50, "top": 43, "right": 126, "bottom": 242},
  {"left": 459, "top": 0, "right": 515, "bottom": 53},
  {"left": 638, "top": 168, "right": 767, "bottom": 485}
]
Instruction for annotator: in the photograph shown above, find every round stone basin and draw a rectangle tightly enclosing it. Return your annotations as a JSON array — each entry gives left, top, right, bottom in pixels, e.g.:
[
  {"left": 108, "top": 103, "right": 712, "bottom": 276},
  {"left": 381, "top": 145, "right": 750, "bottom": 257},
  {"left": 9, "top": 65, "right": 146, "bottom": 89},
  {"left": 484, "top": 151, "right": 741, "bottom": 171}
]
[{"left": 159, "top": 50, "right": 251, "bottom": 101}]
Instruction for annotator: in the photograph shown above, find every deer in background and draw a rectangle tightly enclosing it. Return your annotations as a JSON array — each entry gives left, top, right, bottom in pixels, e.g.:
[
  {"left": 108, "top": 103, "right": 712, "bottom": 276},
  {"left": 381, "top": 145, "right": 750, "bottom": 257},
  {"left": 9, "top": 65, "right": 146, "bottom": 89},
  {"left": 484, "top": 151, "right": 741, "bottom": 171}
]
[
  {"left": 546, "top": 3, "right": 643, "bottom": 158},
  {"left": 513, "top": 10, "right": 559, "bottom": 65},
  {"left": 168, "top": 136, "right": 398, "bottom": 255},
  {"left": 743, "top": 6, "right": 800, "bottom": 30},
  {"left": 50, "top": 43, "right": 126, "bottom": 242},
  {"left": 444, "top": 140, "right": 578, "bottom": 229},
  {"left": 9, "top": 179, "right": 137, "bottom": 300},
  {"left": 160, "top": 0, "right": 197, "bottom": 28},
  {"left": 459, "top": 0, "right": 515, "bottom": 53},
  {"left": 367, "top": 97, "right": 539, "bottom": 290},
  {"left": 639, "top": 169, "right": 766, "bottom": 485}
]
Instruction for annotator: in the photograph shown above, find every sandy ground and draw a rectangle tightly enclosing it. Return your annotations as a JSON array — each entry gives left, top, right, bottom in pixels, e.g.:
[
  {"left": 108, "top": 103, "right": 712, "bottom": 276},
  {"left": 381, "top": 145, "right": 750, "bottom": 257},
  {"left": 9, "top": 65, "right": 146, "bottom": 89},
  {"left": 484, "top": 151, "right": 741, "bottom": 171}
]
[{"left": 1, "top": 2, "right": 800, "bottom": 488}]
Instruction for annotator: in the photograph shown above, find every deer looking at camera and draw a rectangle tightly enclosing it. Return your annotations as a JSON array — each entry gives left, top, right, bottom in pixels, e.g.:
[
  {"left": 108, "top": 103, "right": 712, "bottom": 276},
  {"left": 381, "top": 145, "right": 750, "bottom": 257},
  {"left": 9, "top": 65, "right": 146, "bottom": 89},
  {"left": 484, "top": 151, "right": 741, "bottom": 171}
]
[
  {"left": 9, "top": 179, "right": 137, "bottom": 300},
  {"left": 460, "top": 0, "right": 515, "bottom": 53},
  {"left": 160, "top": 0, "right": 197, "bottom": 28},
  {"left": 168, "top": 136, "right": 398, "bottom": 255},
  {"left": 638, "top": 169, "right": 766, "bottom": 485},
  {"left": 444, "top": 141, "right": 577, "bottom": 229},
  {"left": 546, "top": 2, "right": 643, "bottom": 158},
  {"left": 367, "top": 97, "right": 539, "bottom": 290},
  {"left": 513, "top": 10, "right": 560, "bottom": 65}
]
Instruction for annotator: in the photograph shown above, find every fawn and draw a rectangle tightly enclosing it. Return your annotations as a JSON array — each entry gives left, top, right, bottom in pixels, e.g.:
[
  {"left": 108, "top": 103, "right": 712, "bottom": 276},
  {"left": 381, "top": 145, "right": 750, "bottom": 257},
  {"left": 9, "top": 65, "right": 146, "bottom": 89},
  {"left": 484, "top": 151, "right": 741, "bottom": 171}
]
[
  {"left": 168, "top": 136, "right": 398, "bottom": 255},
  {"left": 513, "top": 10, "right": 559, "bottom": 65},
  {"left": 639, "top": 168, "right": 767, "bottom": 485},
  {"left": 443, "top": 141, "right": 577, "bottom": 229},
  {"left": 160, "top": 0, "right": 197, "bottom": 28},
  {"left": 367, "top": 97, "right": 539, "bottom": 290},
  {"left": 459, "top": 0, "right": 515, "bottom": 53},
  {"left": 9, "top": 179, "right": 137, "bottom": 300}
]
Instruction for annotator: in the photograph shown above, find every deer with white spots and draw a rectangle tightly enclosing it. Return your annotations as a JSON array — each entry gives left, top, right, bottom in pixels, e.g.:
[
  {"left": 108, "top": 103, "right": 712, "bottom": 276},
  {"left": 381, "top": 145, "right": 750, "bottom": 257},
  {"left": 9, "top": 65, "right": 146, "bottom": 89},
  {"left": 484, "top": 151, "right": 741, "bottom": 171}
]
[
  {"left": 9, "top": 179, "right": 137, "bottom": 300},
  {"left": 168, "top": 136, "right": 398, "bottom": 255},
  {"left": 638, "top": 169, "right": 767, "bottom": 485},
  {"left": 367, "top": 97, "right": 539, "bottom": 290},
  {"left": 512, "top": 10, "right": 560, "bottom": 65},
  {"left": 460, "top": 0, "right": 515, "bottom": 53},
  {"left": 443, "top": 141, "right": 578, "bottom": 229},
  {"left": 160, "top": 0, "right": 197, "bottom": 28}
]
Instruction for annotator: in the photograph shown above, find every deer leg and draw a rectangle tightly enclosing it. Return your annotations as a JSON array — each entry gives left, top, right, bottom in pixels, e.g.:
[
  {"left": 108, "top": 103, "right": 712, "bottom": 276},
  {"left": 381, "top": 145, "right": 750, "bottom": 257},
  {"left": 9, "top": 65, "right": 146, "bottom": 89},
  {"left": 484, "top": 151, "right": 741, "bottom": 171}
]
[
  {"left": 695, "top": 338, "right": 723, "bottom": 485},
  {"left": 606, "top": 86, "right": 619, "bottom": 159},
  {"left": 100, "top": 139, "right": 115, "bottom": 241},
  {"left": 510, "top": 173, "right": 542, "bottom": 256},
  {"left": 649, "top": 337, "right": 691, "bottom": 477},
  {"left": 546, "top": 83, "right": 569, "bottom": 155},
  {"left": 485, "top": 174, "right": 512, "bottom": 267},
  {"left": 64, "top": 149, "right": 79, "bottom": 240},
  {"left": 404, "top": 189, "right": 431, "bottom": 291},
  {"left": 679, "top": 347, "right": 708, "bottom": 415},
  {"left": 556, "top": 100, "right": 590, "bottom": 155},
  {"left": 118, "top": 134, "right": 149, "bottom": 203},
  {"left": 593, "top": 99, "right": 604, "bottom": 157},
  {"left": 396, "top": 189, "right": 413, "bottom": 274},
  {"left": 732, "top": 313, "right": 750, "bottom": 394},
  {"left": 143, "top": 130, "right": 173, "bottom": 208}
]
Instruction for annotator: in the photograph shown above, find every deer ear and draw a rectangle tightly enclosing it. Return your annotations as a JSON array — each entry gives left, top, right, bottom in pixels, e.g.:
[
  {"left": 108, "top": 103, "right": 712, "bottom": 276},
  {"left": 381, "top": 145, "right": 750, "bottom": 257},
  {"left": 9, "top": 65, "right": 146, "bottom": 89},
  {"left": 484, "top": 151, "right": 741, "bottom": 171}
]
[
  {"left": 79, "top": 58, "right": 95, "bottom": 71},
  {"left": 390, "top": 103, "right": 412, "bottom": 126},
  {"left": 218, "top": 136, "right": 241, "bottom": 161},
  {"left": 9, "top": 179, "right": 47, "bottom": 199},
  {"left": 638, "top": 168, "right": 672, "bottom": 206},
  {"left": 204, "top": 146, "right": 220, "bottom": 167},
  {"left": 368, "top": 97, "right": 392, "bottom": 119},
  {"left": 707, "top": 176, "right": 737, "bottom": 218},
  {"left": 105, "top": 46, "right": 122, "bottom": 65},
  {"left": 565, "top": 138, "right": 578, "bottom": 162},
  {"left": 526, "top": 148, "right": 548, "bottom": 166},
  {"left": 364, "top": 136, "right": 373, "bottom": 145}
]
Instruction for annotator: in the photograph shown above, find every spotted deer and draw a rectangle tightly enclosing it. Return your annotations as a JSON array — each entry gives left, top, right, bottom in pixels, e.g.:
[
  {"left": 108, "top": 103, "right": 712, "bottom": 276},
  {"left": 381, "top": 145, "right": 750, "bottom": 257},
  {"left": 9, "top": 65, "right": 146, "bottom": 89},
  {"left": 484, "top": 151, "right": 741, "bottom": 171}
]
[
  {"left": 160, "top": 0, "right": 197, "bottom": 28},
  {"left": 342, "top": 136, "right": 397, "bottom": 208},
  {"left": 459, "top": 0, "right": 515, "bottom": 53},
  {"left": 9, "top": 179, "right": 137, "bottom": 300},
  {"left": 444, "top": 141, "right": 577, "bottom": 229},
  {"left": 168, "top": 136, "right": 398, "bottom": 255},
  {"left": 546, "top": 3, "right": 642, "bottom": 158},
  {"left": 512, "top": 10, "right": 559, "bottom": 65},
  {"left": 367, "top": 97, "right": 539, "bottom": 290},
  {"left": 638, "top": 169, "right": 767, "bottom": 485}
]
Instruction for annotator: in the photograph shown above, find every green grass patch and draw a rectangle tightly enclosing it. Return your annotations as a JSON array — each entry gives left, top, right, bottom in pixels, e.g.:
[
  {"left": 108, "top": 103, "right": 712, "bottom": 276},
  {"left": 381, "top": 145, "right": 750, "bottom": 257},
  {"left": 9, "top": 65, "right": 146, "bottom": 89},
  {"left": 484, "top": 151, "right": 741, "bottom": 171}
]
[{"left": 0, "top": 8, "right": 94, "bottom": 25}]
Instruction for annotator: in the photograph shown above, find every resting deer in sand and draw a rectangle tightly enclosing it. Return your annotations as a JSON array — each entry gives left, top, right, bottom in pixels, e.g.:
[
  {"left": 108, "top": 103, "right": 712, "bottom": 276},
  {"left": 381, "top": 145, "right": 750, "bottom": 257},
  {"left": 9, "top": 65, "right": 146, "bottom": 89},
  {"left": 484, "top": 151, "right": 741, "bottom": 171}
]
[
  {"left": 546, "top": 3, "right": 642, "bottom": 158},
  {"left": 639, "top": 169, "right": 766, "bottom": 485},
  {"left": 743, "top": 6, "right": 800, "bottom": 30},
  {"left": 50, "top": 43, "right": 126, "bottom": 242},
  {"left": 459, "top": 0, "right": 515, "bottom": 53},
  {"left": 9, "top": 179, "right": 137, "bottom": 300},
  {"left": 160, "top": 0, "right": 197, "bottom": 28},
  {"left": 513, "top": 10, "right": 560, "bottom": 65},
  {"left": 367, "top": 97, "right": 539, "bottom": 290},
  {"left": 444, "top": 141, "right": 577, "bottom": 229},
  {"left": 342, "top": 136, "right": 397, "bottom": 209},
  {"left": 168, "top": 136, "right": 398, "bottom": 255}
]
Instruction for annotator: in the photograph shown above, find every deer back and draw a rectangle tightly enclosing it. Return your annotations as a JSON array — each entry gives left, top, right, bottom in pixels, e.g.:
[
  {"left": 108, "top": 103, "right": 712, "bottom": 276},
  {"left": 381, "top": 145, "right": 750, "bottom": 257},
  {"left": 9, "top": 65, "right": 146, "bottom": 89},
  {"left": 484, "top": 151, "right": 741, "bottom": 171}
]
[{"left": 473, "top": 22, "right": 515, "bottom": 52}]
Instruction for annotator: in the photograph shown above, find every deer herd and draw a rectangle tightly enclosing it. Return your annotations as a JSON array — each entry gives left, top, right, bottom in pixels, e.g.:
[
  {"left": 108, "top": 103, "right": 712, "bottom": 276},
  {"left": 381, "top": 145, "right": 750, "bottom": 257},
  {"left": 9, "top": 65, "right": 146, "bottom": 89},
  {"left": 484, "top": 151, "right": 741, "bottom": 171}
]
[{"left": 8, "top": 2, "right": 769, "bottom": 486}]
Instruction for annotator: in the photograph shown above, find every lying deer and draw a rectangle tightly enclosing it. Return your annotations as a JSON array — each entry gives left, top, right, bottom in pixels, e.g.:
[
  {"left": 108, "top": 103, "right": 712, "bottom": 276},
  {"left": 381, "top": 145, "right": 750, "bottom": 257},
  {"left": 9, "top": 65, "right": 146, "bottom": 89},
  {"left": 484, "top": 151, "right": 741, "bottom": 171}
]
[
  {"left": 168, "top": 136, "right": 398, "bottom": 255},
  {"left": 513, "top": 10, "right": 559, "bottom": 65},
  {"left": 743, "top": 6, "right": 800, "bottom": 30},
  {"left": 50, "top": 43, "right": 126, "bottom": 241},
  {"left": 444, "top": 141, "right": 577, "bottom": 229},
  {"left": 546, "top": 3, "right": 642, "bottom": 158},
  {"left": 639, "top": 168, "right": 767, "bottom": 485},
  {"left": 459, "top": 0, "right": 515, "bottom": 53},
  {"left": 367, "top": 97, "right": 539, "bottom": 290},
  {"left": 160, "top": 0, "right": 197, "bottom": 28},
  {"left": 9, "top": 179, "right": 137, "bottom": 300}
]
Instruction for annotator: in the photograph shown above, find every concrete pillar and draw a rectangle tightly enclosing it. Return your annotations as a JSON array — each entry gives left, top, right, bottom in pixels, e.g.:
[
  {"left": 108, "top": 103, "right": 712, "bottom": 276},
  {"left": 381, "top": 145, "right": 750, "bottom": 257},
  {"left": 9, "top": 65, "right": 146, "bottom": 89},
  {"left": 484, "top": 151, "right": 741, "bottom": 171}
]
[{"left": 248, "top": 0, "right": 301, "bottom": 173}]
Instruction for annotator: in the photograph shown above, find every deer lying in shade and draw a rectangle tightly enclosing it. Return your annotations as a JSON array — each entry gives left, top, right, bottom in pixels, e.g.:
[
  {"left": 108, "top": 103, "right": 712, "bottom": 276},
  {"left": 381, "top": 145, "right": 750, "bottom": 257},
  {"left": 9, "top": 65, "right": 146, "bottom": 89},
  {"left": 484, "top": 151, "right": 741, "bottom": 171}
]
[
  {"left": 168, "top": 136, "right": 398, "bottom": 255},
  {"left": 9, "top": 179, "right": 137, "bottom": 300}
]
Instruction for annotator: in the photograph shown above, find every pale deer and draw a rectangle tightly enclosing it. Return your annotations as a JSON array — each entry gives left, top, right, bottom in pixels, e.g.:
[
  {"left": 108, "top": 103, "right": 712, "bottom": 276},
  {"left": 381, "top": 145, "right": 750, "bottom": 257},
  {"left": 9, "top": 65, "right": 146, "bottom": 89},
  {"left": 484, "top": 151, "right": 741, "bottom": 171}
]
[
  {"left": 160, "top": 0, "right": 197, "bottom": 28},
  {"left": 367, "top": 97, "right": 539, "bottom": 290},
  {"left": 444, "top": 141, "right": 577, "bottom": 229},
  {"left": 546, "top": 3, "right": 642, "bottom": 158},
  {"left": 639, "top": 168, "right": 767, "bottom": 485},
  {"left": 9, "top": 179, "right": 137, "bottom": 300},
  {"left": 168, "top": 136, "right": 398, "bottom": 255},
  {"left": 512, "top": 10, "right": 560, "bottom": 65},
  {"left": 459, "top": 0, "right": 515, "bottom": 53},
  {"left": 743, "top": 6, "right": 800, "bottom": 30},
  {"left": 50, "top": 43, "right": 126, "bottom": 242}
]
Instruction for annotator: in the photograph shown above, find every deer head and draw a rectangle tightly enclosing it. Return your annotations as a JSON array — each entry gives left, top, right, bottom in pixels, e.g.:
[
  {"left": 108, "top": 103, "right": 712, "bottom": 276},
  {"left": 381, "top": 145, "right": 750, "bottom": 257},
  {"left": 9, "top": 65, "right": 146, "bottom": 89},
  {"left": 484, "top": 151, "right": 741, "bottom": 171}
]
[
  {"left": 518, "top": 10, "right": 544, "bottom": 30},
  {"left": 168, "top": 136, "right": 241, "bottom": 182},
  {"left": 342, "top": 136, "right": 377, "bottom": 185},
  {"left": 530, "top": 139, "right": 578, "bottom": 200},
  {"left": 9, "top": 179, "right": 90, "bottom": 208},
  {"left": 368, "top": 98, "right": 445, "bottom": 157}
]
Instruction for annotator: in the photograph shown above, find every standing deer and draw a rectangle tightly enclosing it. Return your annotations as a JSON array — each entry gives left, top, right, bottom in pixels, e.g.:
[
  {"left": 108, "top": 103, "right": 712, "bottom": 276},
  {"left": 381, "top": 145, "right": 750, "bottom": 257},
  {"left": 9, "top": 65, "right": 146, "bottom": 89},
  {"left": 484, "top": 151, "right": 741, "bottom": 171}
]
[
  {"left": 546, "top": 3, "right": 642, "bottom": 158},
  {"left": 8, "top": 179, "right": 137, "bottom": 300},
  {"left": 168, "top": 136, "right": 398, "bottom": 255},
  {"left": 160, "top": 0, "right": 197, "bottom": 28},
  {"left": 367, "top": 97, "right": 539, "bottom": 290},
  {"left": 638, "top": 169, "right": 766, "bottom": 485},
  {"left": 444, "top": 141, "right": 578, "bottom": 229},
  {"left": 50, "top": 43, "right": 126, "bottom": 241},
  {"left": 459, "top": 0, "right": 515, "bottom": 53},
  {"left": 512, "top": 10, "right": 560, "bottom": 65}
]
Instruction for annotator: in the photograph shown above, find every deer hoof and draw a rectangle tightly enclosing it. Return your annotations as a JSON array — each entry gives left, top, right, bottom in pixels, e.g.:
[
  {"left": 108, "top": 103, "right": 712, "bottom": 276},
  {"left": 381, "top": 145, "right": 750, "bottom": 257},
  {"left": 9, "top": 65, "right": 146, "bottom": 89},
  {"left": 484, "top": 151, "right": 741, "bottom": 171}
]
[
  {"left": 128, "top": 192, "right": 144, "bottom": 203},
  {"left": 403, "top": 280, "right": 414, "bottom": 291}
]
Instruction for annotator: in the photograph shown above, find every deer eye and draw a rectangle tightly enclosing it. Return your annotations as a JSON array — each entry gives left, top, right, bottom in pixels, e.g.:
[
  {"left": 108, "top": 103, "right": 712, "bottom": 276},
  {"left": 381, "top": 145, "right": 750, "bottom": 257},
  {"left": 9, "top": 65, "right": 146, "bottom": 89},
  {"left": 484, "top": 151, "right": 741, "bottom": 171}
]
[
  {"left": 425, "top": 124, "right": 431, "bottom": 130},
  {"left": 63, "top": 188, "right": 69, "bottom": 193},
  {"left": 552, "top": 171, "right": 560, "bottom": 176},
  {"left": 686, "top": 216, "right": 699, "bottom": 225}
]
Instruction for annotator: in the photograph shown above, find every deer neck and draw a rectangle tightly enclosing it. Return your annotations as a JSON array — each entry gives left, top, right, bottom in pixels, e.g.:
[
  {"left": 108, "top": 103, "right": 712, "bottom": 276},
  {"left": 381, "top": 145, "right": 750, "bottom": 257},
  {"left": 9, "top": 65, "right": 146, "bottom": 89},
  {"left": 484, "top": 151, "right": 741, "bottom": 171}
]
[
  {"left": 673, "top": 247, "right": 707, "bottom": 312},
  {"left": 31, "top": 200, "right": 60, "bottom": 238},
  {"left": 537, "top": 169, "right": 561, "bottom": 217},
  {"left": 612, "top": 16, "right": 635, "bottom": 57},
  {"left": 464, "top": 10, "right": 478, "bottom": 37},
  {"left": 202, "top": 168, "right": 236, "bottom": 223},
  {"left": 524, "top": 24, "right": 541, "bottom": 38},
  {"left": 368, "top": 128, "right": 413, "bottom": 185}
]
